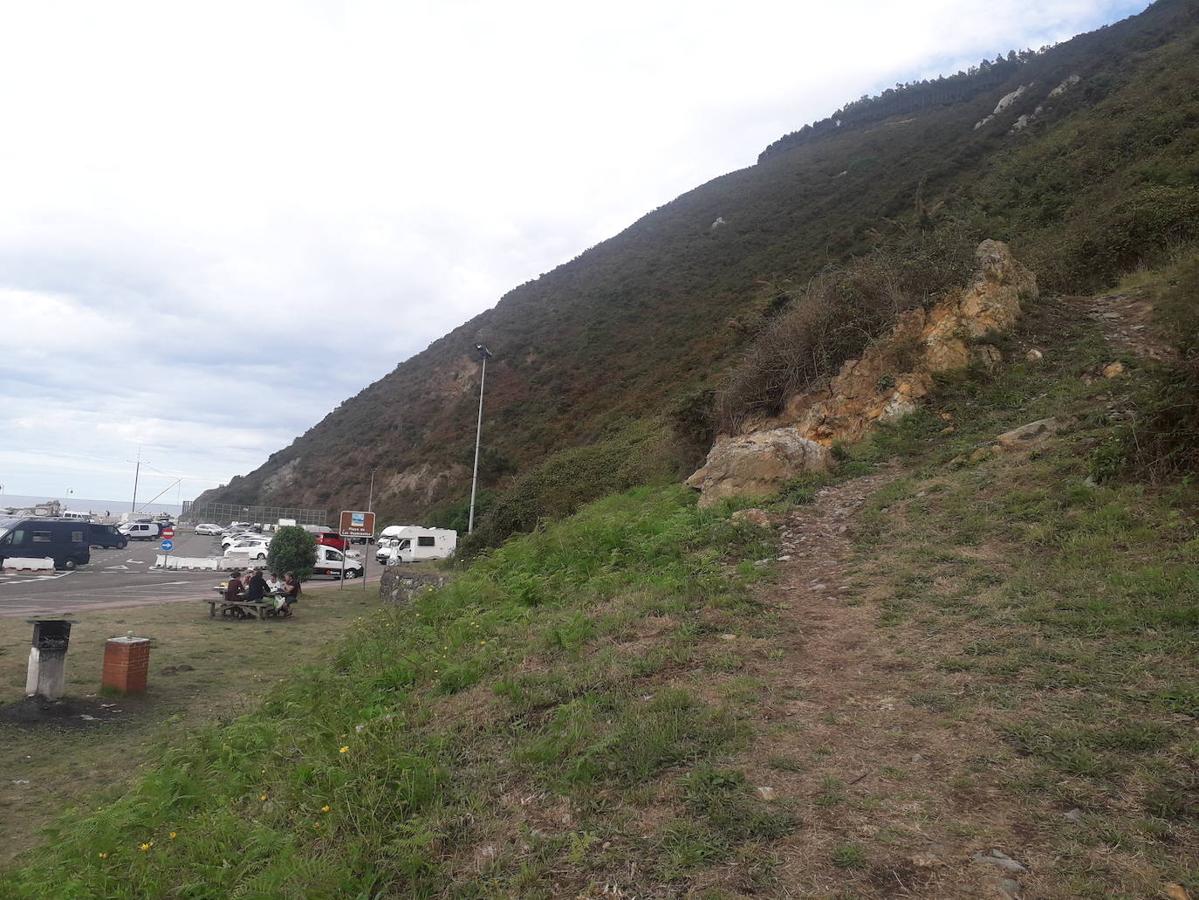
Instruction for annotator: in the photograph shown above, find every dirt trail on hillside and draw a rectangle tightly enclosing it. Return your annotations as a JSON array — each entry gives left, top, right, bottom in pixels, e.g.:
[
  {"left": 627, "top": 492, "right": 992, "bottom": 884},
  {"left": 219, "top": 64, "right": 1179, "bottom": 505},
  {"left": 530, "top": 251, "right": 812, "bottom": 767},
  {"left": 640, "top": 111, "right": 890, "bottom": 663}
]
[
  {"left": 732, "top": 474, "right": 1043, "bottom": 899},
  {"left": 1070, "top": 290, "right": 1175, "bottom": 362}
]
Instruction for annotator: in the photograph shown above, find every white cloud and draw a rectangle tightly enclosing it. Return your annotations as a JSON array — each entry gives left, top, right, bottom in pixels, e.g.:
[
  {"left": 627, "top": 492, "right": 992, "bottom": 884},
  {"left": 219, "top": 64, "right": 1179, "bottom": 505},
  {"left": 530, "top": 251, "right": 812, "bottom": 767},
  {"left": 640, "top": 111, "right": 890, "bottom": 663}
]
[{"left": 0, "top": 0, "right": 1148, "bottom": 499}]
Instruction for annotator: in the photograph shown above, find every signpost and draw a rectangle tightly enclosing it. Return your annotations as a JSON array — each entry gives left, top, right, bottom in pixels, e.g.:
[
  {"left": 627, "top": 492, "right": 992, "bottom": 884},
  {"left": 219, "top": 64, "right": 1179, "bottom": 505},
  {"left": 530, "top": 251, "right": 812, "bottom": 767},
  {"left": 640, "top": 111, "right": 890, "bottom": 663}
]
[
  {"left": 338, "top": 510, "right": 375, "bottom": 591},
  {"left": 160, "top": 526, "right": 176, "bottom": 569}
]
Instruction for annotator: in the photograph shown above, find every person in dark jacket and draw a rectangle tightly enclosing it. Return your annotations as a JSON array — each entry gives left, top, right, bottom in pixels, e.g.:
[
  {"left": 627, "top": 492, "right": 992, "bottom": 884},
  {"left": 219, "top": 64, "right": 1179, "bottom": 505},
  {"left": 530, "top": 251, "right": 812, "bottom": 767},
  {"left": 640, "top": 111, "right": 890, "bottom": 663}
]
[
  {"left": 224, "top": 570, "right": 244, "bottom": 602},
  {"left": 245, "top": 570, "right": 270, "bottom": 602}
]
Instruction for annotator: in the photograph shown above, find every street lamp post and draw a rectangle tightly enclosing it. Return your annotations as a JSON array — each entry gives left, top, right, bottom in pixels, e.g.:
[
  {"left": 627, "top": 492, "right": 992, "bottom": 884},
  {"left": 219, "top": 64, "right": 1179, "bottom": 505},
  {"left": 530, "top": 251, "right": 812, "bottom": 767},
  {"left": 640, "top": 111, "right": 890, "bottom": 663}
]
[{"left": 468, "top": 343, "right": 493, "bottom": 534}]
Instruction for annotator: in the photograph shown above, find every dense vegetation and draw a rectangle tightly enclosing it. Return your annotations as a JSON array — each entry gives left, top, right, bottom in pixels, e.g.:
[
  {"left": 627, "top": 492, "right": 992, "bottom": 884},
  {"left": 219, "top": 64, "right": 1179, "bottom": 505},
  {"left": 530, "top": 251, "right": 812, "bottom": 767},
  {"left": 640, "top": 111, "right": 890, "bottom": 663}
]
[{"left": 194, "top": 0, "right": 1198, "bottom": 550}]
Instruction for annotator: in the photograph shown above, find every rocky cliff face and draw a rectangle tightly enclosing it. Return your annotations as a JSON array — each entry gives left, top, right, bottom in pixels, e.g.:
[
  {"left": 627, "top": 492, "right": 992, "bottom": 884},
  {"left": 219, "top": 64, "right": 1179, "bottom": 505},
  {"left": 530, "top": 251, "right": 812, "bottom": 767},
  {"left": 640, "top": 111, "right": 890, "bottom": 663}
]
[{"left": 687, "top": 241, "right": 1036, "bottom": 505}]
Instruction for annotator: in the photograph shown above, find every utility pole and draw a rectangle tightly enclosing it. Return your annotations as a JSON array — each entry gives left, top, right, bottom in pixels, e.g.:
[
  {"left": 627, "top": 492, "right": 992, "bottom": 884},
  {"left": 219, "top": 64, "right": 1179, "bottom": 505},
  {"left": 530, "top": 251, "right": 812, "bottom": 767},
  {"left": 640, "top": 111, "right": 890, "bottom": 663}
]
[
  {"left": 468, "top": 343, "right": 493, "bottom": 534},
  {"left": 130, "top": 447, "right": 142, "bottom": 515},
  {"left": 368, "top": 468, "right": 376, "bottom": 512}
]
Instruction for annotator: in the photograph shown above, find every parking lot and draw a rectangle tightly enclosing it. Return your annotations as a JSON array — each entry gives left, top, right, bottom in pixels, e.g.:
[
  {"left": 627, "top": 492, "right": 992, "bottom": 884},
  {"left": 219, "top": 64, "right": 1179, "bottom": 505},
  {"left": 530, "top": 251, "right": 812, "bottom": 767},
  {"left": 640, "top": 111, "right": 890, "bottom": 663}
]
[{"left": 0, "top": 530, "right": 373, "bottom": 618}]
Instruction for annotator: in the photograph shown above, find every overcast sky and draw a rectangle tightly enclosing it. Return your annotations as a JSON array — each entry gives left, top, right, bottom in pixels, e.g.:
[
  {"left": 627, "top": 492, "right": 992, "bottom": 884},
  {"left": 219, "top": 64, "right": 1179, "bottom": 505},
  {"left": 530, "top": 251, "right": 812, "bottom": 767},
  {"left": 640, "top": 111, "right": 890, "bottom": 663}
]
[{"left": 0, "top": 0, "right": 1147, "bottom": 505}]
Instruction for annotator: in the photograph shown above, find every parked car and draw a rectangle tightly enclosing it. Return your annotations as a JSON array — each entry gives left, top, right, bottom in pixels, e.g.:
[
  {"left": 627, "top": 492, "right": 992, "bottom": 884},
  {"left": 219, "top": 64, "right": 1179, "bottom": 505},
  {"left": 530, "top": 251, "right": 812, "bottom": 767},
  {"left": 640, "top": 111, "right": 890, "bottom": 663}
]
[
  {"left": 194, "top": 523, "right": 222, "bottom": 535},
  {"left": 222, "top": 531, "right": 259, "bottom": 549},
  {"left": 223, "top": 538, "right": 271, "bottom": 561},
  {"left": 314, "top": 532, "right": 349, "bottom": 552},
  {"left": 0, "top": 517, "right": 91, "bottom": 570},
  {"left": 87, "top": 523, "right": 128, "bottom": 549},
  {"left": 119, "top": 522, "right": 161, "bottom": 541},
  {"left": 312, "top": 544, "right": 363, "bottom": 579}
]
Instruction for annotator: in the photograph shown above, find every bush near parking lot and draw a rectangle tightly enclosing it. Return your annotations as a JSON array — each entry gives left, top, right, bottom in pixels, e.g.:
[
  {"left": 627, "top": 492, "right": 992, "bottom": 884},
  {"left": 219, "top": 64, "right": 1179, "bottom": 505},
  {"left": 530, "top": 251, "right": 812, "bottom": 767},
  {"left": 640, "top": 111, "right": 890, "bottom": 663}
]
[{"left": 267, "top": 526, "right": 317, "bottom": 580}]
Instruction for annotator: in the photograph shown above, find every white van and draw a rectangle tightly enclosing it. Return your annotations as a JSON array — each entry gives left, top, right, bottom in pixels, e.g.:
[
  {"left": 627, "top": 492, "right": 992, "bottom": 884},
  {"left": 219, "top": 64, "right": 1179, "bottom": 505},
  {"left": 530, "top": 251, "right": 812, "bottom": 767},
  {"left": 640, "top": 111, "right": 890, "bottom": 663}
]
[
  {"left": 313, "top": 544, "right": 363, "bottom": 579},
  {"left": 377, "top": 526, "right": 457, "bottom": 564},
  {"left": 119, "top": 522, "right": 161, "bottom": 541}
]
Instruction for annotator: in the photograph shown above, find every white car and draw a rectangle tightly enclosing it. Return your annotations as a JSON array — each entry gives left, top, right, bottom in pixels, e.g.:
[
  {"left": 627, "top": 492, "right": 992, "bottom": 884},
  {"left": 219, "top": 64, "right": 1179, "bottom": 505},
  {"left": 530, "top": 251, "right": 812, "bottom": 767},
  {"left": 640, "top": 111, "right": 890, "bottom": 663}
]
[
  {"left": 222, "top": 531, "right": 259, "bottom": 549},
  {"left": 224, "top": 538, "right": 270, "bottom": 561},
  {"left": 194, "top": 523, "right": 222, "bottom": 535}
]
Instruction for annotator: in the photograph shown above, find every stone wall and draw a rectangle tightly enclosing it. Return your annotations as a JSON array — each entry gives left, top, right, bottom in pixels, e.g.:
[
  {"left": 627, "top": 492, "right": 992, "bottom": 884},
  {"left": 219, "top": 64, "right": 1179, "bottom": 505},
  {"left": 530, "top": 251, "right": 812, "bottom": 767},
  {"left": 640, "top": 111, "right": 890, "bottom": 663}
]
[{"left": 378, "top": 567, "right": 451, "bottom": 604}]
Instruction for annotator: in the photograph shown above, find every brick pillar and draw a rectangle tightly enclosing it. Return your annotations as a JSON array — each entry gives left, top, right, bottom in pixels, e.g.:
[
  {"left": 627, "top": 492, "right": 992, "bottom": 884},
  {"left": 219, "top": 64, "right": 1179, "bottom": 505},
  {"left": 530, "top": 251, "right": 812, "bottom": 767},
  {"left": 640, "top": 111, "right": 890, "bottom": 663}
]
[{"left": 102, "top": 637, "right": 151, "bottom": 694}]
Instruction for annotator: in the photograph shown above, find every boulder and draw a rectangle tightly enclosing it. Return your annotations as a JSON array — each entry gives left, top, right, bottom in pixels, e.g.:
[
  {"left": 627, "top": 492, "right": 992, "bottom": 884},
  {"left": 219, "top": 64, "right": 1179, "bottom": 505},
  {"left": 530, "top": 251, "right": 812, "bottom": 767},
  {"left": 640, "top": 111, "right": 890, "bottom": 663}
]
[
  {"left": 1025, "top": 348, "right": 1044, "bottom": 364},
  {"left": 996, "top": 417, "right": 1062, "bottom": 452},
  {"left": 1103, "top": 361, "right": 1126, "bottom": 379},
  {"left": 686, "top": 429, "right": 830, "bottom": 507}
]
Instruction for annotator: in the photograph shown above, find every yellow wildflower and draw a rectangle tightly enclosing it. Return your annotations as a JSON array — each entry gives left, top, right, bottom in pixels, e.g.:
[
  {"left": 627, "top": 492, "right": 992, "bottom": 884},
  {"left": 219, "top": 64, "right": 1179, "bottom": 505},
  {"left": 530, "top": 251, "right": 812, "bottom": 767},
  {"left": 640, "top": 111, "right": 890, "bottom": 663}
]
[
  {"left": 98, "top": 852, "right": 108, "bottom": 859},
  {"left": 339, "top": 745, "right": 349, "bottom": 754},
  {"left": 138, "top": 841, "right": 153, "bottom": 852},
  {"left": 260, "top": 794, "right": 268, "bottom": 801},
  {"left": 321, "top": 805, "right": 331, "bottom": 814},
  {"left": 169, "top": 832, "right": 177, "bottom": 840}
]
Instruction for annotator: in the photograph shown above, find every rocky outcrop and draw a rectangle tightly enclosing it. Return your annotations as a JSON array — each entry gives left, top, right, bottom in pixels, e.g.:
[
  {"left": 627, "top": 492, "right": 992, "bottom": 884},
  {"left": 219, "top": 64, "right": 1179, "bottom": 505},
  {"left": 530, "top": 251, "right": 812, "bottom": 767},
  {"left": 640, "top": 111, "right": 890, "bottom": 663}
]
[
  {"left": 385, "top": 462, "right": 470, "bottom": 505},
  {"left": 781, "top": 239, "right": 1035, "bottom": 447},
  {"left": 686, "top": 429, "right": 830, "bottom": 507},
  {"left": 687, "top": 240, "right": 1036, "bottom": 505}
]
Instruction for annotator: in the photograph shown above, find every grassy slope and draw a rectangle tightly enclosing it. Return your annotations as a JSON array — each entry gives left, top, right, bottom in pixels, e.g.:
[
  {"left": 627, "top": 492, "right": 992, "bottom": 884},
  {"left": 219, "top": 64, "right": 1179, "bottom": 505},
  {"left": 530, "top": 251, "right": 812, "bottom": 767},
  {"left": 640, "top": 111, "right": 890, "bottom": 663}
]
[
  {"left": 5, "top": 270, "right": 1196, "bottom": 897},
  {"left": 193, "top": 1, "right": 1199, "bottom": 534},
  {"left": 0, "top": 586, "right": 383, "bottom": 868}
]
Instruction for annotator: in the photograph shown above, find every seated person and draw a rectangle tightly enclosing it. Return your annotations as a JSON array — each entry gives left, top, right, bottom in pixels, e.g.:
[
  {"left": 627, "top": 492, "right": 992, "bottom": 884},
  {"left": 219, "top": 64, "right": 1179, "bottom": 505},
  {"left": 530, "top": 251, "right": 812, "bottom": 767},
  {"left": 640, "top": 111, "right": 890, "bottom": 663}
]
[
  {"left": 283, "top": 572, "right": 301, "bottom": 606},
  {"left": 224, "top": 570, "right": 245, "bottom": 602},
  {"left": 244, "top": 570, "right": 271, "bottom": 603}
]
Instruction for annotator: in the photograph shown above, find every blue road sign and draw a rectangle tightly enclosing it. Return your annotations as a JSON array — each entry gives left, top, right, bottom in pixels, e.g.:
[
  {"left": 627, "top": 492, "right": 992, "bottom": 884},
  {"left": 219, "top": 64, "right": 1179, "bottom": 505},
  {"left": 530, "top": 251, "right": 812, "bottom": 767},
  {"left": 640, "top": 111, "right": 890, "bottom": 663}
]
[{"left": 160, "top": 539, "right": 174, "bottom": 552}]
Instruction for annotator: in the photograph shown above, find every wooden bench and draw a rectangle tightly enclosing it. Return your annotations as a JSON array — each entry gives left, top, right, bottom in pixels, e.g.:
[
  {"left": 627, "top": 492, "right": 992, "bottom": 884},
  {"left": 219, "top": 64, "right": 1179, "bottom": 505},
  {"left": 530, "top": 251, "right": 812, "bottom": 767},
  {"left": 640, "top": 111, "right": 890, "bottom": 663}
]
[{"left": 204, "top": 596, "right": 292, "bottom": 620}]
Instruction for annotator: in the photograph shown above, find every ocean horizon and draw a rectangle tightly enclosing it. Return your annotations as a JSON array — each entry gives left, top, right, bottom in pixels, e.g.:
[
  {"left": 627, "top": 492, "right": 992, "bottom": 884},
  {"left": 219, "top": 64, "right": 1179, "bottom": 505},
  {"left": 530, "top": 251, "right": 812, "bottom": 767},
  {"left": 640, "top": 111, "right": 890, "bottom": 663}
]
[{"left": 0, "top": 493, "right": 184, "bottom": 516}]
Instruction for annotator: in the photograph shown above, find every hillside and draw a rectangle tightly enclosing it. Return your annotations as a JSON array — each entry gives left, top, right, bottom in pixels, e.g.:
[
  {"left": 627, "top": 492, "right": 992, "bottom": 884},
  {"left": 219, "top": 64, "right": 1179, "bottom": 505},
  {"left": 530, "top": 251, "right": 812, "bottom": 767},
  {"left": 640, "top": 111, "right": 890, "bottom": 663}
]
[
  {"left": 7, "top": 256, "right": 1197, "bottom": 895},
  {"left": 193, "top": 0, "right": 1199, "bottom": 542}
]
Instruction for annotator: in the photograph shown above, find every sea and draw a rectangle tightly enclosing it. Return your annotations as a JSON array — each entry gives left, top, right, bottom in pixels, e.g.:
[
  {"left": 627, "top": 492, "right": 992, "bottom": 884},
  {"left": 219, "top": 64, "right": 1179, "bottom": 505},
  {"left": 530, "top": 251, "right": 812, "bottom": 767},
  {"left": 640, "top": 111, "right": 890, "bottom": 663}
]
[{"left": 0, "top": 493, "right": 184, "bottom": 517}]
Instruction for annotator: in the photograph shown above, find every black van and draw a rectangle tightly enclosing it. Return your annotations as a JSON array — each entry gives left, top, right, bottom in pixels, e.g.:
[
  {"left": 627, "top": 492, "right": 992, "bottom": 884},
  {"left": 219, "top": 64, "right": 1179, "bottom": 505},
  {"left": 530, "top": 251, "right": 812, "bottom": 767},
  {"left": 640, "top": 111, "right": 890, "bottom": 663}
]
[
  {"left": 0, "top": 518, "right": 91, "bottom": 570},
  {"left": 87, "top": 522, "right": 129, "bottom": 550}
]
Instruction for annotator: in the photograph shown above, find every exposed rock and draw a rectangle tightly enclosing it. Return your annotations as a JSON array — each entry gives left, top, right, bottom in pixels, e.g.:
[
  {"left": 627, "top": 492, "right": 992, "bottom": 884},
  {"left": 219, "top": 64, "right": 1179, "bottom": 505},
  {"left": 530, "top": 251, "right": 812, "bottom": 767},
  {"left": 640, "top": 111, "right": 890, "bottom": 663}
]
[
  {"left": 1103, "top": 361, "right": 1126, "bottom": 379},
  {"left": 986, "top": 876, "right": 1023, "bottom": 898},
  {"left": 686, "top": 429, "right": 830, "bottom": 507},
  {"left": 755, "top": 786, "right": 777, "bottom": 801},
  {"left": 996, "top": 418, "right": 1062, "bottom": 452},
  {"left": 1048, "top": 74, "right": 1081, "bottom": 98},
  {"left": 1011, "top": 113, "right": 1033, "bottom": 134},
  {"left": 787, "top": 240, "right": 1034, "bottom": 445},
  {"left": 975, "top": 84, "right": 1031, "bottom": 129},
  {"left": 687, "top": 241, "right": 1034, "bottom": 504},
  {"left": 1025, "top": 348, "right": 1044, "bottom": 364},
  {"left": 973, "top": 849, "right": 1028, "bottom": 874},
  {"left": 972, "top": 344, "right": 1003, "bottom": 373},
  {"left": 1062, "top": 808, "right": 1083, "bottom": 824},
  {"left": 731, "top": 508, "right": 773, "bottom": 528},
  {"left": 385, "top": 462, "right": 470, "bottom": 505},
  {"left": 710, "top": 216, "right": 727, "bottom": 231}
]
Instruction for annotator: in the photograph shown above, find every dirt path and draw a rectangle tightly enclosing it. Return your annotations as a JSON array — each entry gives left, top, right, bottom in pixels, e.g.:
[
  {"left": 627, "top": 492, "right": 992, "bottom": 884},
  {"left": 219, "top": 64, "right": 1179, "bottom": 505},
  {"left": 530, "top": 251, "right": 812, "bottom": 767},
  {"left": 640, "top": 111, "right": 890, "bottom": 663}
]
[
  {"left": 1070, "top": 290, "right": 1175, "bottom": 362},
  {"left": 731, "top": 474, "right": 1042, "bottom": 898}
]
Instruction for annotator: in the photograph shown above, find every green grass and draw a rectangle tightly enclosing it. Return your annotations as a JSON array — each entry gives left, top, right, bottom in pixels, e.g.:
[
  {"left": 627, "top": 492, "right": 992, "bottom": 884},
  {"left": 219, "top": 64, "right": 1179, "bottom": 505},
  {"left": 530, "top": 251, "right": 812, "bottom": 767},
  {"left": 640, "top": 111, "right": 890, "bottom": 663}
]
[{"left": 1, "top": 486, "right": 780, "bottom": 898}]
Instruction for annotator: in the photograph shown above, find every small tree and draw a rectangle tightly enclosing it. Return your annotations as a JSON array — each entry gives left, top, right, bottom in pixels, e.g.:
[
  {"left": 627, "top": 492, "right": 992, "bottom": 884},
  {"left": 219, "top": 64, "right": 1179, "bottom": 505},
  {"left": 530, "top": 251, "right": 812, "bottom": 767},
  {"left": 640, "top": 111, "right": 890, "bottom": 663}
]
[{"left": 268, "top": 526, "right": 317, "bottom": 581}]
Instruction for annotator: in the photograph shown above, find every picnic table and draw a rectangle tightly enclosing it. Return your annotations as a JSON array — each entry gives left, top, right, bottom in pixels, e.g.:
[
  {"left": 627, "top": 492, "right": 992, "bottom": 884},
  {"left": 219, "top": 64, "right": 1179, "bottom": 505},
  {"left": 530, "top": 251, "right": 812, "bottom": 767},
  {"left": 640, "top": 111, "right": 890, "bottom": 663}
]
[{"left": 207, "top": 588, "right": 292, "bottom": 620}]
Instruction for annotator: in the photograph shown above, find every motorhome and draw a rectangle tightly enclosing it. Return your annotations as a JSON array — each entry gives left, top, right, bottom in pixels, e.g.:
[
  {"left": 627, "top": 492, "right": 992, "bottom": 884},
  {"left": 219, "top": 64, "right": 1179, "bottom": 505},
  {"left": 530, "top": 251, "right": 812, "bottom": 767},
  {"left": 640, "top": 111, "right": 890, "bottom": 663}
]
[{"left": 376, "top": 525, "right": 457, "bottom": 564}]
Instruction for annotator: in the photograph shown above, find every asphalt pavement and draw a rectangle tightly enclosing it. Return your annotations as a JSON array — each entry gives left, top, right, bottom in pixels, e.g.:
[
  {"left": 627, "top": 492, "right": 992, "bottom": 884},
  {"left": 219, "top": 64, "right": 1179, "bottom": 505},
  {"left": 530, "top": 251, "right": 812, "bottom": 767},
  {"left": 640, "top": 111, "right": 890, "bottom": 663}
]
[{"left": 0, "top": 531, "right": 375, "bottom": 618}]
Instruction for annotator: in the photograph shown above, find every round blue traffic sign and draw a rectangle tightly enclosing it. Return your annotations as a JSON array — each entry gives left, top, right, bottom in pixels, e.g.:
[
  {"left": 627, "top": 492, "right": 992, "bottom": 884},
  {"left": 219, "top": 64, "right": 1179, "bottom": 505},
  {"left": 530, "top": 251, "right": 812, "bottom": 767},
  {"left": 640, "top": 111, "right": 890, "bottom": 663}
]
[{"left": 160, "top": 539, "right": 174, "bottom": 552}]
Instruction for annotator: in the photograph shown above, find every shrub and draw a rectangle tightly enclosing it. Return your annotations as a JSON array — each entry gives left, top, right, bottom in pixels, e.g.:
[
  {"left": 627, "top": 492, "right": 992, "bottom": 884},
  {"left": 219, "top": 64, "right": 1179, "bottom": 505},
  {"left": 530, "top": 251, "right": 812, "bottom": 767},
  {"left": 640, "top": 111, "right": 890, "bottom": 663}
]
[
  {"left": 268, "top": 526, "right": 318, "bottom": 580},
  {"left": 1124, "top": 252, "right": 1199, "bottom": 479}
]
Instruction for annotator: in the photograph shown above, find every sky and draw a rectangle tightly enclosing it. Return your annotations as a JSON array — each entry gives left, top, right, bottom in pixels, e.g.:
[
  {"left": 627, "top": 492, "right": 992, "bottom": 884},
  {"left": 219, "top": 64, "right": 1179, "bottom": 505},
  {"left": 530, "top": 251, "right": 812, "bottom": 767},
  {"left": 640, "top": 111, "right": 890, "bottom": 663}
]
[{"left": 0, "top": 0, "right": 1148, "bottom": 503}]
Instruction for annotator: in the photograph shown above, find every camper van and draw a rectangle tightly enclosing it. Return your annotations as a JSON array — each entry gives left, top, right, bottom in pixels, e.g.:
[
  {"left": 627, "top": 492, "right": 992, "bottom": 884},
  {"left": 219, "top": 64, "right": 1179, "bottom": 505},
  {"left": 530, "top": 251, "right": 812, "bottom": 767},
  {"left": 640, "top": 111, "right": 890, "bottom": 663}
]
[
  {"left": 0, "top": 517, "right": 91, "bottom": 570},
  {"left": 375, "top": 525, "right": 457, "bottom": 565}
]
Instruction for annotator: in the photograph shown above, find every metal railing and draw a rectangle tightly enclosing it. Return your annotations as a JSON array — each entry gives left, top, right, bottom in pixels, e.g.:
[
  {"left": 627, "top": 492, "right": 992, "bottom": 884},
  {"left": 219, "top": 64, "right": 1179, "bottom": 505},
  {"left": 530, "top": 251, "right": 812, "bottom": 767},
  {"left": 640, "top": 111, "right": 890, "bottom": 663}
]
[{"left": 181, "top": 501, "right": 328, "bottom": 527}]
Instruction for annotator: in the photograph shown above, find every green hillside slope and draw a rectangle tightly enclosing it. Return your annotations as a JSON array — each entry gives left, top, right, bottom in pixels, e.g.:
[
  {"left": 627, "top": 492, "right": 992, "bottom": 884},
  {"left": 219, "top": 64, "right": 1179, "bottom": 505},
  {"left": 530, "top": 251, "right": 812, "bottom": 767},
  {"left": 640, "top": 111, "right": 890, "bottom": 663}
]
[{"left": 194, "top": 0, "right": 1198, "bottom": 545}]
